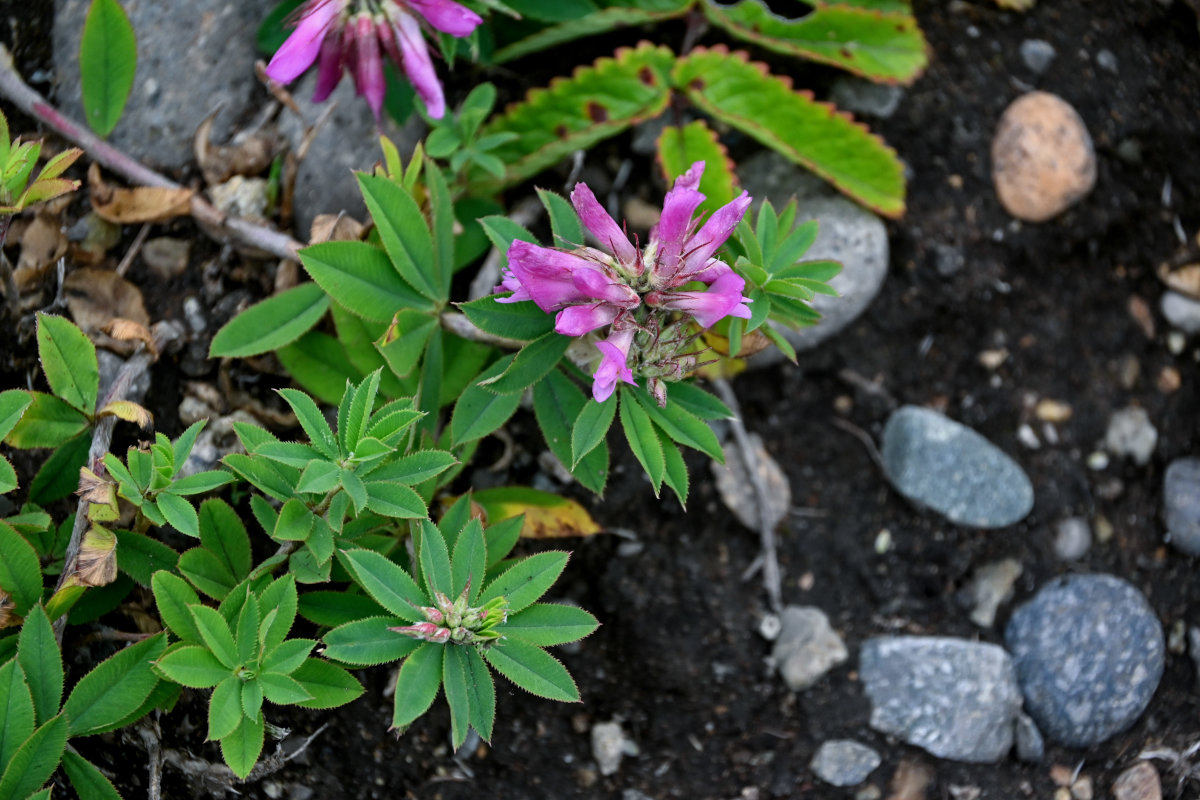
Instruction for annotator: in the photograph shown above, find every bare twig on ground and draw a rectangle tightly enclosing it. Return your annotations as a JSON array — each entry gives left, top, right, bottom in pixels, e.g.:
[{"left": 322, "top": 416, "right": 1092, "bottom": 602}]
[
  {"left": 712, "top": 378, "right": 783, "bottom": 613},
  {"left": 831, "top": 416, "right": 887, "bottom": 472},
  {"left": 135, "top": 718, "right": 165, "bottom": 800},
  {"left": 153, "top": 723, "right": 329, "bottom": 798},
  {"left": 53, "top": 320, "right": 183, "bottom": 642},
  {"left": 114, "top": 222, "right": 152, "bottom": 277}
]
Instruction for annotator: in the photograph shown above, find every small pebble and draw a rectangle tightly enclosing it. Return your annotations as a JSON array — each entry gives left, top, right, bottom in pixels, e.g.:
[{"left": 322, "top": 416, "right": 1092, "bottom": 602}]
[
  {"left": 1017, "top": 424, "right": 1041, "bottom": 450},
  {"left": 772, "top": 606, "right": 849, "bottom": 691},
  {"left": 1005, "top": 574, "right": 1164, "bottom": 747},
  {"left": 1014, "top": 712, "right": 1044, "bottom": 762},
  {"left": 1019, "top": 39, "right": 1057, "bottom": 74},
  {"left": 1053, "top": 517, "right": 1092, "bottom": 561},
  {"left": 1166, "top": 331, "right": 1186, "bottom": 354},
  {"left": 1095, "top": 48, "right": 1118, "bottom": 73},
  {"left": 991, "top": 92, "right": 1096, "bottom": 222},
  {"left": 1163, "top": 458, "right": 1200, "bottom": 556},
  {"left": 1161, "top": 290, "right": 1200, "bottom": 334},
  {"left": 1035, "top": 399, "right": 1073, "bottom": 423},
  {"left": 887, "top": 758, "right": 934, "bottom": 800},
  {"left": 811, "top": 740, "right": 881, "bottom": 787},
  {"left": 1086, "top": 451, "right": 1110, "bottom": 471},
  {"left": 1156, "top": 366, "right": 1181, "bottom": 393},
  {"left": 591, "top": 721, "right": 632, "bottom": 776},
  {"left": 1104, "top": 406, "right": 1158, "bottom": 465},
  {"left": 1112, "top": 762, "right": 1162, "bottom": 800},
  {"left": 962, "top": 557, "right": 1023, "bottom": 628},
  {"left": 142, "top": 237, "right": 190, "bottom": 279}
]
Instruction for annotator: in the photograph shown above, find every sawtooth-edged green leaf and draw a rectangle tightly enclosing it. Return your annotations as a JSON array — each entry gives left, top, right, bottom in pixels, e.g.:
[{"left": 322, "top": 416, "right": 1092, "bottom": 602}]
[
  {"left": 0, "top": 660, "right": 35, "bottom": 766},
  {"left": 220, "top": 713, "right": 263, "bottom": 780},
  {"left": 276, "top": 331, "right": 362, "bottom": 406},
  {"left": 16, "top": 606, "right": 62, "bottom": 727},
  {"left": 479, "top": 551, "right": 568, "bottom": 614},
  {"left": 502, "top": 603, "right": 600, "bottom": 647},
  {"left": 392, "top": 643, "right": 442, "bottom": 729},
  {"left": 356, "top": 173, "right": 439, "bottom": 303},
  {"left": 63, "top": 633, "right": 166, "bottom": 736},
  {"left": 477, "top": 330, "right": 570, "bottom": 395},
  {"left": 656, "top": 119, "right": 738, "bottom": 214},
  {"left": 492, "top": 1, "right": 692, "bottom": 63},
  {"left": 209, "top": 282, "right": 330, "bottom": 358},
  {"left": 457, "top": 296, "right": 554, "bottom": 341},
  {"left": 300, "top": 241, "right": 434, "bottom": 322},
  {"left": 617, "top": 387, "right": 664, "bottom": 495},
  {"left": 463, "top": 647, "right": 496, "bottom": 741},
  {"left": 322, "top": 616, "right": 420, "bottom": 666},
  {"left": 673, "top": 46, "right": 905, "bottom": 217},
  {"left": 0, "top": 390, "right": 32, "bottom": 441},
  {"left": 208, "top": 677, "right": 242, "bottom": 740},
  {"left": 291, "top": 658, "right": 364, "bottom": 709},
  {"left": 79, "top": 0, "right": 137, "bottom": 137},
  {"left": 484, "top": 638, "right": 579, "bottom": 702},
  {"left": 450, "top": 356, "right": 523, "bottom": 446},
  {"left": 532, "top": 370, "right": 608, "bottom": 494},
  {"left": 416, "top": 520, "right": 452, "bottom": 597},
  {"left": 702, "top": 0, "right": 927, "bottom": 84},
  {"left": 442, "top": 645, "right": 471, "bottom": 748},
  {"left": 277, "top": 388, "right": 339, "bottom": 460},
  {"left": 0, "top": 713, "right": 67, "bottom": 800},
  {"left": 466, "top": 42, "right": 675, "bottom": 195},
  {"left": 4, "top": 392, "right": 89, "bottom": 449},
  {"left": 337, "top": 549, "right": 425, "bottom": 622},
  {"left": 36, "top": 313, "right": 98, "bottom": 414},
  {"left": 61, "top": 749, "right": 123, "bottom": 800}
]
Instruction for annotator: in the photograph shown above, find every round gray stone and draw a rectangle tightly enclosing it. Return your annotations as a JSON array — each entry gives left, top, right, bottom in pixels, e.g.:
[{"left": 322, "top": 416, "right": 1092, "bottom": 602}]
[
  {"left": 1005, "top": 574, "right": 1164, "bottom": 747},
  {"left": 860, "top": 636, "right": 1021, "bottom": 763},
  {"left": 1020, "top": 39, "right": 1057, "bottom": 74},
  {"left": 881, "top": 406, "right": 1034, "bottom": 528},
  {"left": 1161, "top": 291, "right": 1200, "bottom": 334},
  {"left": 1163, "top": 458, "right": 1200, "bottom": 556},
  {"left": 810, "top": 740, "right": 881, "bottom": 787}
]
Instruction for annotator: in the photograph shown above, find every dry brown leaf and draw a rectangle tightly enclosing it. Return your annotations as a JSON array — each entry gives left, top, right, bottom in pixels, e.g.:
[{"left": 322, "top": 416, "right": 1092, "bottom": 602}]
[
  {"left": 1157, "top": 261, "right": 1200, "bottom": 299},
  {"left": 88, "top": 162, "right": 193, "bottom": 223},
  {"left": 104, "top": 318, "right": 156, "bottom": 353},
  {"left": 64, "top": 267, "right": 150, "bottom": 333},
  {"left": 65, "top": 525, "right": 118, "bottom": 588},
  {"left": 309, "top": 213, "right": 366, "bottom": 245},
  {"left": 194, "top": 112, "right": 277, "bottom": 186},
  {"left": 17, "top": 211, "right": 67, "bottom": 273},
  {"left": 0, "top": 592, "right": 17, "bottom": 629}
]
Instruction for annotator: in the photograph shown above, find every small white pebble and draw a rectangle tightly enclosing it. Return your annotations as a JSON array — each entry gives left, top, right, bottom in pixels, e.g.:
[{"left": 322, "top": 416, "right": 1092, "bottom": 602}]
[
  {"left": 1087, "top": 451, "right": 1110, "bottom": 470},
  {"left": 1017, "top": 424, "right": 1041, "bottom": 450}
]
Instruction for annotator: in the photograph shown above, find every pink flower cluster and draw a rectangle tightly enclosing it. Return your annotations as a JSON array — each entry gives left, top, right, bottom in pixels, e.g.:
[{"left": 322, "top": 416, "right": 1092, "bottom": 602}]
[
  {"left": 497, "top": 161, "right": 753, "bottom": 403},
  {"left": 264, "top": 0, "right": 483, "bottom": 120}
]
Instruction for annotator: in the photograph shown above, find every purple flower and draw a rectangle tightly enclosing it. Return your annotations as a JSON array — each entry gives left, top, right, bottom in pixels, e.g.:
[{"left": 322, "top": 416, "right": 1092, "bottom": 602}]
[
  {"left": 649, "top": 162, "right": 752, "bottom": 286},
  {"left": 592, "top": 327, "right": 636, "bottom": 402},
  {"left": 647, "top": 270, "right": 753, "bottom": 330},
  {"left": 264, "top": 0, "right": 482, "bottom": 120}
]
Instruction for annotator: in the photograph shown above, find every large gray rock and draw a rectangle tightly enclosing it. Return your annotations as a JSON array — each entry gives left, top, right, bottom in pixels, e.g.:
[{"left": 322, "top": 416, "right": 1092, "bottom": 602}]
[
  {"left": 881, "top": 405, "right": 1034, "bottom": 528},
  {"left": 54, "top": 0, "right": 276, "bottom": 170},
  {"left": 1005, "top": 574, "right": 1164, "bottom": 747},
  {"left": 860, "top": 636, "right": 1021, "bottom": 763}
]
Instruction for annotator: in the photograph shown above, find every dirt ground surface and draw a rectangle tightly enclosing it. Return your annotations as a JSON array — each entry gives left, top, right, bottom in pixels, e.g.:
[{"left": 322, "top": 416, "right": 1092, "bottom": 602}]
[{"left": 5, "top": 0, "right": 1200, "bottom": 798}]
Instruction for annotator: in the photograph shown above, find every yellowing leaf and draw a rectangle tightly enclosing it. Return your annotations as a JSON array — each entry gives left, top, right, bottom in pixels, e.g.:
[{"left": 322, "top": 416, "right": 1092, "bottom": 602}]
[
  {"left": 98, "top": 400, "right": 153, "bottom": 429},
  {"left": 470, "top": 487, "right": 601, "bottom": 539}
]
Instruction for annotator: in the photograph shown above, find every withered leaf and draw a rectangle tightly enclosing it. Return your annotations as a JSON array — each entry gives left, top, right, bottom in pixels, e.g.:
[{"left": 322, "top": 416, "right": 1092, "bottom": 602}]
[
  {"left": 98, "top": 400, "right": 154, "bottom": 430},
  {"left": 64, "top": 267, "right": 150, "bottom": 333},
  {"left": 103, "top": 318, "right": 156, "bottom": 354},
  {"left": 1158, "top": 261, "right": 1200, "bottom": 299},
  {"left": 67, "top": 525, "right": 118, "bottom": 588},
  {"left": 88, "top": 163, "right": 193, "bottom": 223}
]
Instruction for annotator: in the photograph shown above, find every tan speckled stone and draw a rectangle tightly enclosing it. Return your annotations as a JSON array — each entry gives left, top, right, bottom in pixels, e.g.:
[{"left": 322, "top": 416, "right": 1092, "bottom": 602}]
[{"left": 991, "top": 92, "right": 1096, "bottom": 222}]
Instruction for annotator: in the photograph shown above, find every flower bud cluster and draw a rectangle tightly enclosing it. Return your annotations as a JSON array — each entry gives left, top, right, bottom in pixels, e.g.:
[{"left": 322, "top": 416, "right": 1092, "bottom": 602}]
[{"left": 390, "top": 588, "right": 509, "bottom": 646}]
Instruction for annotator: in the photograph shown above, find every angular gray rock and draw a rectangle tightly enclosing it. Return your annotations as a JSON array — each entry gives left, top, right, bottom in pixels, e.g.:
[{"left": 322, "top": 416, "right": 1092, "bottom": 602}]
[
  {"left": 1019, "top": 39, "right": 1057, "bottom": 74},
  {"left": 881, "top": 406, "right": 1034, "bottom": 528},
  {"left": 1014, "top": 712, "right": 1045, "bottom": 763},
  {"left": 54, "top": 0, "right": 276, "bottom": 170},
  {"left": 860, "top": 637, "right": 1021, "bottom": 763},
  {"left": 1163, "top": 458, "right": 1200, "bottom": 556},
  {"left": 1161, "top": 291, "right": 1200, "bottom": 333},
  {"left": 771, "top": 606, "right": 848, "bottom": 691},
  {"left": 810, "top": 740, "right": 881, "bottom": 787},
  {"left": 1004, "top": 574, "right": 1164, "bottom": 747},
  {"left": 829, "top": 77, "right": 904, "bottom": 119},
  {"left": 1104, "top": 406, "right": 1158, "bottom": 466}
]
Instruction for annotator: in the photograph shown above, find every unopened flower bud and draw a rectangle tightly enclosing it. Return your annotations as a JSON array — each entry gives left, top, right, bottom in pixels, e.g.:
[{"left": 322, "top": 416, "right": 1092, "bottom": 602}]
[{"left": 420, "top": 606, "right": 445, "bottom": 624}]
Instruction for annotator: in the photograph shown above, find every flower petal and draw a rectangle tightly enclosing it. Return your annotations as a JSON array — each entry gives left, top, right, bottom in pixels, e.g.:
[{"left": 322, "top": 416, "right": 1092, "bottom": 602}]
[
  {"left": 679, "top": 191, "right": 751, "bottom": 280},
  {"left": 391, "top": 9, "right": 445, "bottom": 118},
  {"left": 572, "top": 266, "right": 639, "bottom": 308},
  {"left": 311, "top": 30, "right": 345, "bottom": 102},
  {"left": 570, "top": 182, "right": 637, "bottom": 264},
  {"left": 507, "top": 240, "right": 596, "bottom": 311},
  {"left": 351, "top": 14, "right": 385, "bottom": 120},
  {"left": 650, "top": 270, "right": 751, "bottom": 329},
  {"left": 407, "top": 0, "right": 483, "bottom": 37},
  {"left": 592, "top": 328, "right": 636, "bottom": 402},
  {"left": 265, "top": 0, "right": 346, "bottom": 84},
  {"left": 653, "top": 163, "right": 707, "bottom": 279},
  {"left": 555, "top": 303, "right": 621, "bottom": 336}
]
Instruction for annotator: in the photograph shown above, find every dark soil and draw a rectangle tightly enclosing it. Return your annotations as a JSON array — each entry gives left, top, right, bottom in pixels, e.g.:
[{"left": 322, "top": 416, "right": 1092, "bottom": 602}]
[{"left": 9, "top": 1, "right": 1200, "bottom": 798}]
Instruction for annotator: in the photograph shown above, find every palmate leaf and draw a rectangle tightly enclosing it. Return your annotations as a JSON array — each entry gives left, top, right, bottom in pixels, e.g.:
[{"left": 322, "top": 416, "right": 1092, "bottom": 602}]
[
  {"left": 702, "top": 0, "right": 927, "bottom": 84},
  {"left": 656, "top": 119, "right": 738, "bottom": 215},
  {"left": 673, "top": 46, "right": 905, "bottom": 217},
  {"left": 466, "top": 42, "right": 675, "bottom": 195},
  {"left": 492, "top": 0, "right": 693, "bottom": 63}
]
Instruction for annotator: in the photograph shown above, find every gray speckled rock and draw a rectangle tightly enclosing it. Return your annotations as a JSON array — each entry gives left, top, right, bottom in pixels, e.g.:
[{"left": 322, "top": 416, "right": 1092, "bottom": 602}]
[
  {"left": 54, "top": 0, "right": 275, "bottom": 170},
  {"left": 860, "top": 637, "right": 1021, "bottom": 763},
  {"left": 1005, "top": 574, "right": 1164, "bottom": 747},
  {"left": 881, "top": 406, "right": 1034, "bottom": 528},
  {"left": 1164, "top": 458, "right": 1200, "bottom": 556},
  {"left": 810, "top": 740, "right": 881, "bottom": 787}
]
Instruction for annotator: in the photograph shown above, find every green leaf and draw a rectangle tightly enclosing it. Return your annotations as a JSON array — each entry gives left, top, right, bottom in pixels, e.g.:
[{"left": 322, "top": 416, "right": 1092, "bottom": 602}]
[
  {"left": 364, "top": 481, "right": 428, "bottom": 519},
  {"left": 189, "top": 605, "right": 239, "bottom": 669},
  {"left": 291, "top": 658, "right": 364, "bottom": 709},
  {"left": 337, "top": 549, "right": 425, "bottom": 622},
  {"left": 368, "top": 450, "right": 458, "bottom": 485},
  {"left": 0, "top": 713, "right": 67, "bottom": 800},
  {"left": 63, "top": 633, "right": 166, "bottom": 736},
  {"left": 298, "top": 590, "right": 386, "bottom": 627},
  {"left": 425, "top": 156, "right": 455, "bottom": 296},
  {"left": 629, "top": 388, "right": 722, "bottom": 462},
  {"left": 457, "top": 296, "right": 554, "bottom": 341},
  {"left": 220, "top": 713, "right": 264, "bottom": 780},
  {"left": 492, "top": 1, "right": 691, "bottom": 63},
  {"left": 442, "top": 645, "right": 471, "bottom": 748},
  {"left": 657, "top": 119, "right": 738, "bottom": 214},
  {"left": 258, "top": 671, "right": 313, "bottom": 705},
  {"left": 618, "top": 388, "right": 665, "bottom": 494},
  {"left": 658, "top": 424, "right": 689, "bottom": 507},
  {"left": 5, "top": 392, "right": 89, "bottom": 449},
  {"left": 262, "top": 639, "right": 314, "bottom": 676},
  {"left": 294, "top": 461, "right": 339, "bottom": 495},
  {"left": 322, "top": 616, "right": 420, "bottom": 666},
  {"left": 154, "top": 644, "right": 229, "bottom": 688},
  {"left": 115, "top": 532, "right": 177, "bottom": 589},
  {"left": 478, "top": 330, "right": 569, "bottom": 395},
  {"left": 301, "top": 241, "right": 434, "bottom": 322},
  {"left": 221, "top": 453, "right": 296, "bottom": 504},
  {"left": 571, "top": 392, "right": 616, "bottom": 466},
  {"left": 29, "top": 430, "right": 90, "bottom": 504},
  {"left": 463, "top": 648, "right": 496, "bottom": 741},
  {"left": 356, "top": 173, "right": 439, "bottom": 302},
  {"left": 451, "top": 519, "right": 486, "bottom": 602},
  {"left": 450, "top": 356, "right": 522, "bottom": 446},
  {"left": 61, "top": 749, "right": 123, "bottom": 800},
  {"left": 484, "top": 638, "right": 579, "bottom": 702},
  {"left": 209, "top": 282, "right": 330, "bottom": 358},
  {"left": 665, "top": 381, "right": 732, "bottom": 419},
  {"left": 256, "top": 0, "right": 305, "bottom": 53},
  {"left": 703, "top": 0, "right": 928, "bottom": 84},
  {"left": 673, "top": 47, "right": 905, "bottom": 217},
  {"left": 0, "top": 659, "right": 35, "bottom": 767},
  {"left": 235, "top": 594, "right": 260, "bottom": 666},
  {"left": 156, "top": 492, "right": 199, "bottom": 537},
  {"left": 0, "top": 390, "right": 32, "bottom": 441},
  {"left": 0, "top": 522, "right": 41, "bottom": 614},
  {"left": 35, "top": 314, "right": 98, "bottom": 414},
  {"left": 277, "top": 388, "right": 339, "bottom": 460},
  {"left": 256, "top": 574, "right": 298, "bottom": 652},
  {"left": 277, "top": 332, "right": 362, "bottom": 405},
  {"left": 416, "top": 520, "right": 452, "bottom": 597},
  {"left": 273, "top": 498, "right": 314, "bottom": 542},
  {"left": 480, "top": 551, "right": 568, "bottom": 614},
  {"left": 536, "top": 187, "right": 584, "bottom": 248},
  {"left": 17, "top": 606, "right": 62, "bottom": 727},
  {"left": 208, "top": 677, "right": 243, "bottom": 740},
  {"left": 476, "top": 215, "right": 538, "bottom": 269},
  {"left": 484, "top": 515, "right": 524, "bottom": 569},
  {"left": 79, "top": 0, "right": 137, "bottom": 137},
  {"left": 150, "top": 570, "right": 203, "bottom": 643},
  {"left": 532, "top": 371, "right": 608, "bottom": 494},
  {"left": 168, "top": 470, "right": 235, "bottom": 496},
  {"left": 199, "top": 499, "right": 252, "bottom": 583},
  {"left": 375, "top": 310, "right": 437, "bottom": 379},
  {"left": 501, "top": 602, "right": 599, "bottom": 647},
  {"left": 466, "top": 43, "right": 675, "bottom": 195},
  {"left": 392, "top": 643, "right": 442, "bottom": 729}
]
